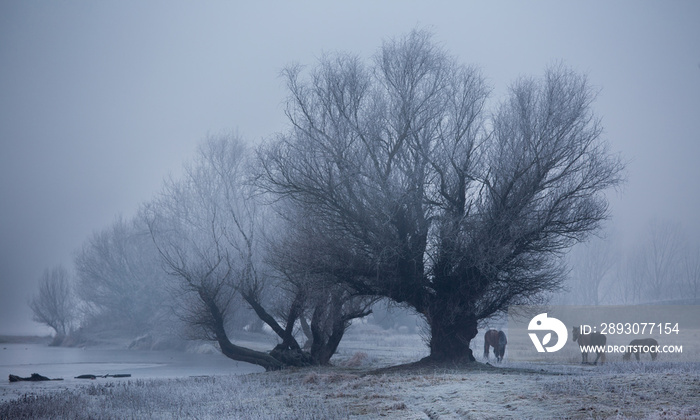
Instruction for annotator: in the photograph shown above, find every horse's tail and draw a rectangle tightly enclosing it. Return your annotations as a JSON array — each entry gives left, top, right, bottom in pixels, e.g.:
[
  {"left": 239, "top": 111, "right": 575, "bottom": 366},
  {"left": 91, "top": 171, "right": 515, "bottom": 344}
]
[{"left": 600, "top": 350, "right": 606, "bottom": 365}]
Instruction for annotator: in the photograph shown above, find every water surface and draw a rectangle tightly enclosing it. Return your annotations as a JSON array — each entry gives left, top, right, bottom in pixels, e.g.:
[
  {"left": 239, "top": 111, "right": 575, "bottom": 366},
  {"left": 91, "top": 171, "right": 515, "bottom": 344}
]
[{"left": 0, "top": 343, "right": 263, "bottom": 402}]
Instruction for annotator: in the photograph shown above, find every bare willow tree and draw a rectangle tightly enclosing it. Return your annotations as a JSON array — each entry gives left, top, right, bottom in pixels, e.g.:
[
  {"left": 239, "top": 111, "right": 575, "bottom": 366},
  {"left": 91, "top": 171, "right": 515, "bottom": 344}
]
[
  {"left": 29, "top": 265, "right": 76, "bottom": 344},
  {"left": 258, "top": 30, "right": 624, "bottom": 363},
  {"left": 144, "top": 134, "right": 293, "bottom": 370}
]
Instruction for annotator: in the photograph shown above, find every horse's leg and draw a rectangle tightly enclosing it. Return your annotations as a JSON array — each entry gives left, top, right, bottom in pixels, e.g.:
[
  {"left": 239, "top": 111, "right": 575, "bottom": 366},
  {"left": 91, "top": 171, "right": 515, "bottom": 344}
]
[
  {"left": 483, "top": 341, "right": 489, "bottom": 360},
  {"left": 634, "top": 351, "right": 640, "bottom": 361}
]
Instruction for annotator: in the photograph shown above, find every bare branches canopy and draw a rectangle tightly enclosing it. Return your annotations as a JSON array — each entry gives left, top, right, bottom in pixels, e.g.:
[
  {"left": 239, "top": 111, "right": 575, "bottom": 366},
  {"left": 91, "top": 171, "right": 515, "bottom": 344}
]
[{"left": 258, "top": 29, "right": 624, "bottom": 362}]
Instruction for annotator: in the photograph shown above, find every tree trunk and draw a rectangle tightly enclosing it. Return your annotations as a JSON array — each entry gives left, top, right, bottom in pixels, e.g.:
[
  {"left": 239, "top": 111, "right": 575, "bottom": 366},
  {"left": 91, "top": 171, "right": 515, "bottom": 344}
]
[
  {"left": 217, "top": 334, "right": 284, "bottom": 371},
  {"left": 241, "top": 292, "right": 301, "bottom": 350},
  {"left": 201, "top": 291, "right": 286, "bottom": 371},
  {"left": 308, "top": 294, "right": 348, "bottom": 365},
  {"left": 321, "top": 321, "right": 346, "bottom": 364},
  {"left": 310, "top": 314, "right": 346, "bottom": 365},
  {"left": 309, "top": 303, "right": 332, "bottom": 364},
  {"left": 49, "top": 334, "right": 66, "bottom": 347},
  {"left": 426, "top": 307, "right": 478, "bottom": 363}
]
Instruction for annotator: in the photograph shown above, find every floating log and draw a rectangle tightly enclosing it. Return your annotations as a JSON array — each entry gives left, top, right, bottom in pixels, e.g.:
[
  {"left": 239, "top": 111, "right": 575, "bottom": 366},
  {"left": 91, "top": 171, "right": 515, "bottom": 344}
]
[
  {"left": 9, "top": 372, "right": 131, "bottom": 383},
  {"left": 75, "top": 374, "right": 132, "bottom": 379},
  {"left": 9, "top": 373, "right": 63, "bottom": 382}
]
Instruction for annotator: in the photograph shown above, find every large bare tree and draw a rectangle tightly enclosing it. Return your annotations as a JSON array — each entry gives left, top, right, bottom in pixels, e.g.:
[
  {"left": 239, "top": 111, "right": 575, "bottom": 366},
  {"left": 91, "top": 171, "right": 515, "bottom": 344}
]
[{"left": 258, "top": 30, "right": 624, "bottom": 363}]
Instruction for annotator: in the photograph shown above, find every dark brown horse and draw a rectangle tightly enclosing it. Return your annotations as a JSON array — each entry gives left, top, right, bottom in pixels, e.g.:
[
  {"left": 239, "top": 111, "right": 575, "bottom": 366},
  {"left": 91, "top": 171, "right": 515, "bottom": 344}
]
[
  {"left": 623, "top": 338, "right": 659, "bottom": 361},
  {"left": 572, "top": 326, "right": 606, "bottom": 365},
  {"left": 484, "top": 329, "right": 507, "bottom": 362}
]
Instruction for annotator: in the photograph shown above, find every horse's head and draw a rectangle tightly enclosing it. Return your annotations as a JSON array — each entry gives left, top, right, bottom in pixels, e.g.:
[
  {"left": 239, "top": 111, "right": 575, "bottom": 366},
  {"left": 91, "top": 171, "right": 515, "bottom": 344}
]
[
  {"left": 572, "top": 326, "right": 580, "bottom": 342},
  {"left": 622, "top": 352, "right": 631, "bottom": 361}
]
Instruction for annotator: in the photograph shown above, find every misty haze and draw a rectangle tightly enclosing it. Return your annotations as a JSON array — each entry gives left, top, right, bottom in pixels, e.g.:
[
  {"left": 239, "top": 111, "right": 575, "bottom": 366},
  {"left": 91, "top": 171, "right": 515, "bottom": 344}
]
[{"left": 1, "top": 2, "right": 699, "bottom": 418}]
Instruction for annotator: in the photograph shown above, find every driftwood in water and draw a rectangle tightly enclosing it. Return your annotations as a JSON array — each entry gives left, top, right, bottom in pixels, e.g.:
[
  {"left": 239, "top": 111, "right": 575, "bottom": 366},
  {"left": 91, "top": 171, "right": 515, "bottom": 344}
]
[
  {"left": 9, "top": 373, "right": 63, "bottom": 382},
  {"left": 75, "top": 374, "right": 132, "bottom": 379},
  {"left": 8, "top": 372, "right": 131, "bottom": 383}
]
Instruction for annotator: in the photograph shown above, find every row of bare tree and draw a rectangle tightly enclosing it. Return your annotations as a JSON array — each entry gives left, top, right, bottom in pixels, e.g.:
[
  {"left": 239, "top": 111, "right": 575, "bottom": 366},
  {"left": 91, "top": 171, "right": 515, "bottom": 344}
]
[
  {"left": 559, "top": 220, "right": 700, "bottom": 306},
  {"left": 30, "top": 29, "right": 624, "bottom": 367}
]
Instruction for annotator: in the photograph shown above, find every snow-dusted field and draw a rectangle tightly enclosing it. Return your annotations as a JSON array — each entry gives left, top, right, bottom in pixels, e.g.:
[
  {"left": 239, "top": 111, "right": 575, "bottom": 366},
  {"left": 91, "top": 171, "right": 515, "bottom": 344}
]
[{"left": 2, "top": 325, "right": 700, "bottom": 419}]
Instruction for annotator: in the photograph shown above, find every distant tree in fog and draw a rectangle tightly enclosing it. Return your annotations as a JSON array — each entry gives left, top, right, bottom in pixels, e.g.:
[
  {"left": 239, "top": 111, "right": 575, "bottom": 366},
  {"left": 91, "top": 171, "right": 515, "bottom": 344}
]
[
  {"left": 634, "top": 219, "right": 685, "bottom": 301},
  {"left": 74, "top": 216, "right": 171, "bottom": 336},
  {"left": 29, "top": 265, "right": 76, "bottom": 344},
  {"left": 682, "top": 244, "right": 700, "bottom": 301},
  {"left": 568, "top": 236, "right": 617, "bottom": 305},
  {"left": 606, "top": 254, "right": 642, "bottom": 304},
  {"left": 258, "top": 29, "right": 625, "bottom": 363}
]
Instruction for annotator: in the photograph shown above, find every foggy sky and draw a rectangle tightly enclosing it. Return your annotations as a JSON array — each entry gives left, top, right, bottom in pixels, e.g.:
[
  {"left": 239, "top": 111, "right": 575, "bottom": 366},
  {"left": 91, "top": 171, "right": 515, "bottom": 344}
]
[{"left": 1, "top": 1, "right": 699, "bottom": 334}]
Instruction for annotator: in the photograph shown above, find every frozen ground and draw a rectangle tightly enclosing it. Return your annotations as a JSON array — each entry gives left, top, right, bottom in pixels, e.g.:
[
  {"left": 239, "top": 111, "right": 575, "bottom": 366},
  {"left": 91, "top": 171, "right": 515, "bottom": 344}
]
[{"left": 2, "top": 325, "right": 700, "bottom": 419}]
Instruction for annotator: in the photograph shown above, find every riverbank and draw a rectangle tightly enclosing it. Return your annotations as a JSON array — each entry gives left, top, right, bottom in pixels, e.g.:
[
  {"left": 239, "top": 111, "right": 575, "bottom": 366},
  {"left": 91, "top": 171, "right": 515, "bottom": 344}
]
[{"left": 3, "top": 361, "right": 700, "bottom": 419}]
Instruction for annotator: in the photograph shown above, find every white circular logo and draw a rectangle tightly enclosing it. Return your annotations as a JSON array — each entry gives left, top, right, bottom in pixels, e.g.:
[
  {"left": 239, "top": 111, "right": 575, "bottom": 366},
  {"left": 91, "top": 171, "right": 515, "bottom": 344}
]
[{"left": 528, "top": 313, "right": 568, "bottom": 353}]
